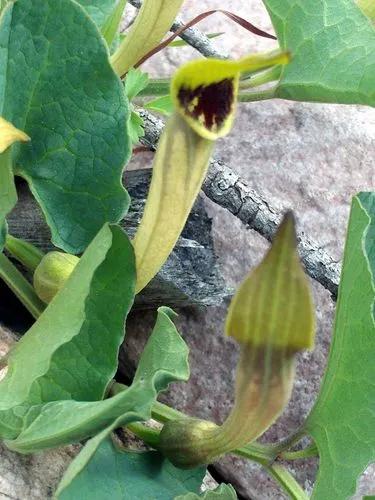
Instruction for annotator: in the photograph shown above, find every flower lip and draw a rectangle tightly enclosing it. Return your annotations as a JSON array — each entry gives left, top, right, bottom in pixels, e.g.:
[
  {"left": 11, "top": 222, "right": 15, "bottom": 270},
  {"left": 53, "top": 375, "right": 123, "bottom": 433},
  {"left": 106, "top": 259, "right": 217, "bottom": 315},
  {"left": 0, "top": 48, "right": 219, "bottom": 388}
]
[{"left": 177, "top": 78, "right": 235, "bottom": 135}]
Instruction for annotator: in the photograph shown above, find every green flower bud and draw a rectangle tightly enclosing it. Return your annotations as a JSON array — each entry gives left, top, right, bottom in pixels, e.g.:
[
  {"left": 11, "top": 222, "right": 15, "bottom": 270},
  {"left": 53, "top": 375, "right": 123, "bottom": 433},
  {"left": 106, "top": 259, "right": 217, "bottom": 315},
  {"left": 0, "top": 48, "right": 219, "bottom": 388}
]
[
  {"left": 159, "top": 418, "right": 218, "bottom": 469},
  {"left": 33, "top": 252, "right": 79, "bottom": 303}
]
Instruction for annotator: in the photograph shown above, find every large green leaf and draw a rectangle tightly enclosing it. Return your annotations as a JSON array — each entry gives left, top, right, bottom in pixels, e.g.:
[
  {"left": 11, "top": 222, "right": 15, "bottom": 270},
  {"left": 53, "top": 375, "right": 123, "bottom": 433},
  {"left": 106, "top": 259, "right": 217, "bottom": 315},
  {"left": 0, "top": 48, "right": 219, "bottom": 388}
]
[
  {"left": 58, "top": 445, "right": 205, "bottom": 500},
  {"left": 0, "top": 0, "right": 131, "bottom": 253},
  {"left": 305, "top": 193, "right": 375, "bottom": 499},
  {"left": 263, "top": 0, "right": 375, "bottom": 106},
  {"left": 176, "top": 484, "right": 238, "bottom": 499},
  {"left": 77, "top": 0, "right": 118, "bottom": 29},
  {"left": 54, "top": 306, "right": 190, "bottom": 496},
  {"left": 0, "top": 224, "right": 135, "bottom": 439},
  {"left": 4, "top": 307, "right": 189, "bottom": 454}
]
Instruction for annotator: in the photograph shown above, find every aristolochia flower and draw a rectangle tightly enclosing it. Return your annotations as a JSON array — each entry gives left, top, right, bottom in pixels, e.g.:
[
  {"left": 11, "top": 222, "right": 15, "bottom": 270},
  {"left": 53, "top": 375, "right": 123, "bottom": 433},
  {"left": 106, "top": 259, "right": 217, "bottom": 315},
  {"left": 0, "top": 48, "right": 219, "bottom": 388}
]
[{"left": 159, "top": 214, "right": 315, "bottom": 468}]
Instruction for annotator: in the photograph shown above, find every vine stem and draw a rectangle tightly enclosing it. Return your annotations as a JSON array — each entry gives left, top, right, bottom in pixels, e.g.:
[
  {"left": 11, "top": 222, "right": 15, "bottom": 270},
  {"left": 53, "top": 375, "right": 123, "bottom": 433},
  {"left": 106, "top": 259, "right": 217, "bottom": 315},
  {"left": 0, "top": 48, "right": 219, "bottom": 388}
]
[
  {"left": 5, "top": 234, "right": 44, "bottom": 272},
  {"left": 126, "top": 422, "right": 161, "bottom": 448},
  {"left": 239, "top": 65, "right": 282, "bottom": 89},
  {"left": 0, "top": 252, "right": 45, "bottom": 319},
  {"left": 267, "top": 427, "right": 307, "bottom": 455},
  {"left": 280, "top": 443, "right": 318, "bottom": 461},
  {"left": 112, "top": 383, "right": 309, "bottom": 499},
  {"left": 238, "top": 88, "right": 276, "bottom": 102},
  {"left": 267, "top": 464, "right": 309, "bottom": 500}
]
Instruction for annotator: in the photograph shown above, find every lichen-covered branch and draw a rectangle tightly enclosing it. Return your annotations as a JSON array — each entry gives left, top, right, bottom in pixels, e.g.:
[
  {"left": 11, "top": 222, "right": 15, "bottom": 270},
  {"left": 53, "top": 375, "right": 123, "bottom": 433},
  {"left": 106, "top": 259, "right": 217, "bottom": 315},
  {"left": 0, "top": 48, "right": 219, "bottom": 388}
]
[{"left": 138, "top": 109, "right": 340, "bottom": 299}]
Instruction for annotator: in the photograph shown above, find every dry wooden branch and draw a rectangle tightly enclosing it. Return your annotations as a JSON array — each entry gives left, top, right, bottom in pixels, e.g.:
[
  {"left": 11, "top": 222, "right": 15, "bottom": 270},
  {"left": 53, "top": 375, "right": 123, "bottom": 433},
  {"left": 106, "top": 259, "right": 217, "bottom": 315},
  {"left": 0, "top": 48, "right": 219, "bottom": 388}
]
[{"left": 6, "top": 171, "right": 229, "bottom": 311}]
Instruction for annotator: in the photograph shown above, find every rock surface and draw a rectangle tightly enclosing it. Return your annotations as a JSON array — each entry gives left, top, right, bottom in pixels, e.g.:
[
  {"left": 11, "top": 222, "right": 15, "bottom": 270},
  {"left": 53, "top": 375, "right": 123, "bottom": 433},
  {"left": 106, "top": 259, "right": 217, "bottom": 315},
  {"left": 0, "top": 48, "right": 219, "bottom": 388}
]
[{"left": 1, "top": 1, "right": 375, "bottom": 499}]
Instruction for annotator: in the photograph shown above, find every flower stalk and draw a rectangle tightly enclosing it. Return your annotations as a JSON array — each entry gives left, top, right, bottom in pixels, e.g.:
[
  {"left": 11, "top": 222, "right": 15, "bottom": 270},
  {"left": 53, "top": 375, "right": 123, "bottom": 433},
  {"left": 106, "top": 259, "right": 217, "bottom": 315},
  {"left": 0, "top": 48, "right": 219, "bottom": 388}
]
[
  {"left": 111, "top": 0, "right": 185, "bottom": 77},
  {"left": 5, "top": 235, "right": 44, "bottom": 272}
]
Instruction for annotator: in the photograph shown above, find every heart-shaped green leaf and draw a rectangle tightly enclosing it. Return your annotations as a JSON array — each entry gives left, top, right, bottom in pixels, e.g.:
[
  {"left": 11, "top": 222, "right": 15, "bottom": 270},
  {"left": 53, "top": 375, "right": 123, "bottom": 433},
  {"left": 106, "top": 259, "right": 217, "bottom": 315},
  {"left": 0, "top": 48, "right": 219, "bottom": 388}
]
[
  {"left": 3, "top": 307, "right": 188, "bottom": 454},
  {"left": 57, "top": 446, "right": 205, "bottom": 500},
  {"left": 305, "top": 193, "right": 375, "bottom": 499},
  {"left": 0, "top": 224, "right": 135, "bottom": 439},
  {"left": 53, "top": 306, "right": 190, "bottom": 496},
  {"left": 77, "top": 0, "right": 119, "bottom": 29},
  {"left": 0, "top": 0, "right": 131, "bottom": 253},
  {"left": 263, "top": 0, "right": 375, "bottom": 106},
  {"left": 176, "top": 484, "right": 238, "bottom": 499}
]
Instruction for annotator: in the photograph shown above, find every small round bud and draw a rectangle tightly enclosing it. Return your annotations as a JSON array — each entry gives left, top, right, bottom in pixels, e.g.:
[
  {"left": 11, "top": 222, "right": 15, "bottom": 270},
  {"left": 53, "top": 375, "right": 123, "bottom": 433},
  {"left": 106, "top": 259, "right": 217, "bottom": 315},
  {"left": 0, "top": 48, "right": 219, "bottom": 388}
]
[
  {"left": 159, "top": 418, "right": 218, "bottom": 469},
  {"left": 33, "top": 252, "right": 79, "bottom": 303}
]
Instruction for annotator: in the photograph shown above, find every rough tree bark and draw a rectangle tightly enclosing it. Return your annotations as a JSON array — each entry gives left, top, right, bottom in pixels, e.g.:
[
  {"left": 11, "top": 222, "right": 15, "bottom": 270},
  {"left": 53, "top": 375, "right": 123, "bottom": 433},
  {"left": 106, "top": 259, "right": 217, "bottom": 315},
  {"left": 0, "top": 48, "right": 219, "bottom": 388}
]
[{"left": 6, "top": 170, "right": 229, "bottom": 310}]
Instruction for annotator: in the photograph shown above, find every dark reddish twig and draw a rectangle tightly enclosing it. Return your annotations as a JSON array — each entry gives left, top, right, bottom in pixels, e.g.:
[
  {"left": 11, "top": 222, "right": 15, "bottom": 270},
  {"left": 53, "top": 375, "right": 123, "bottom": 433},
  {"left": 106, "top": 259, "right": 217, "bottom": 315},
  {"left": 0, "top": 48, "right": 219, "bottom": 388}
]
[{"left": 130, "top": 10, "right": 276, "bottom": 74}]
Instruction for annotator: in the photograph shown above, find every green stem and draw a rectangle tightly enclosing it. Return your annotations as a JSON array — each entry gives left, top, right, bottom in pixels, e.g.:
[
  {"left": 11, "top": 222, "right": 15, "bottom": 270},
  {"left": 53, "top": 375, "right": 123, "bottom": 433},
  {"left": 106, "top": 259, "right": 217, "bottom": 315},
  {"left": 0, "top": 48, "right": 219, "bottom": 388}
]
[
  {"left": 151, "top": 399, "right": 186, "bottom": 422},
  {"left": 5, "top": 235, "right": 44, "bottom": 272},
  {"left": 268, "top": 427, "right": 307, "bottom": 456},
  {"left": 280, "top": 443, "right": 318, "bottom": 461},
  {"left": 138, "top": 78, "right": 171, "bottom": 97},
  {"left": 267, "top": 464, "right": 309, "bottom": 500},
  {"left": 127, "top": 422, "right": 161, "bottom": 448},
  {"left": 0, "top": 252, "right": 45, "bottom": 319},
  {"left": 113, "top": 383, "right": 309, "bottom": 498},
  {"left": 239, "top": 65, "right": 282, "bottom": 90},
  {"left": 232, "top": 441, "right": 277, "bottom": 464},
  {"left": 238, "top": 88, "right": 276, "bottom": 102}
]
